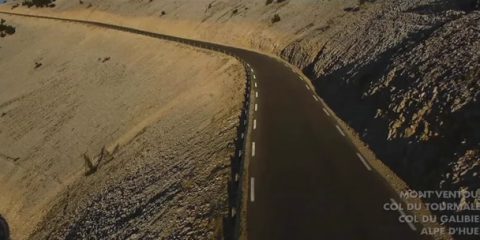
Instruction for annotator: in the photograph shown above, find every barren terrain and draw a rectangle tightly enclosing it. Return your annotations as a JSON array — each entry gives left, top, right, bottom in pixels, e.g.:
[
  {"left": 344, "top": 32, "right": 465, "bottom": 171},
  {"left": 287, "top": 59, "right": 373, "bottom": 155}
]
[
  {"left": 0, "top": 0, "right": 479, "bottom": 239},
  {"left": 0, "top": 15, "right": 244, "bottom": 239},
  {"left": 3, "top": 0, "right": 478, "bottom": 193}
]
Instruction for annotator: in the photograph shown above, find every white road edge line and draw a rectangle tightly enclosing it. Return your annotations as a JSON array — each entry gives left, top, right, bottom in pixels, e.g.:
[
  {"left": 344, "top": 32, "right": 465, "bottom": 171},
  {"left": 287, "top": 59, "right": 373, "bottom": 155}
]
[
  {"left": 323, "top": 108, "right": 331, "bottom": 116},
  {"left": 250, "top": 177, "right": 255, "bottom": 202},
  {"left": 252, "top": 142, "right": 256, "bottom": 157},
  {"left": 336, "top": 125, "right": 346, "bottom": 137},
  {"left": 356, "top": 153, "right": 372, "bottom": 171},
  {"left": 390, "top": 198, "right": 417, "bottom": 231},
  {"left": 255, "top": 104, "right": 258, "bottom": 112}
]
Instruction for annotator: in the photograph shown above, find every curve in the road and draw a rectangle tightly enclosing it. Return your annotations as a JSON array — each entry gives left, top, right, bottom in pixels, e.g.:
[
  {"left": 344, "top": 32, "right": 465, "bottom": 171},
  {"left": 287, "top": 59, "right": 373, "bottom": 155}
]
[{"left": 0, "top": 11, "right": 431, "bottom": 240}]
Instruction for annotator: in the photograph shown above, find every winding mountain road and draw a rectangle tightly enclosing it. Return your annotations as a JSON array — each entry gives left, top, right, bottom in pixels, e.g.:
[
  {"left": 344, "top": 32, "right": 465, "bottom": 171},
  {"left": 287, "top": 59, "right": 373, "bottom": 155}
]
[{"left": 0, "top": 10, "right": 431, "bottom": 240}]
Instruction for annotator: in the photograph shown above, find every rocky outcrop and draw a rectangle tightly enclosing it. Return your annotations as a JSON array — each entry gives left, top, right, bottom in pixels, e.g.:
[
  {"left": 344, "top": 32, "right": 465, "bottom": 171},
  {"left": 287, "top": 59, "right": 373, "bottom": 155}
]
[
  {"left": 279, "top": 3, "right": 480, "bottom": 237},
  {"left": 280, "top": 0, "right": 480, "bottom": 193}
]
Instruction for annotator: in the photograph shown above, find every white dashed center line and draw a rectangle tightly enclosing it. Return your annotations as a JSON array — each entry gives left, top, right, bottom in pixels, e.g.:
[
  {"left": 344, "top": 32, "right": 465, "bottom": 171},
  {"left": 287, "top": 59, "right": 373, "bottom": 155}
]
[
  {"left": 305, "top": 84, "right": 310, "bottom": 90},
  {"left": 256, "top": 92, "right": 259, "bottom": 98},
  {"left": 390, "top": 198, "right": 417, "bottom": 231},
  {"left": 323, "top": 108, "right": 331, "bottom": 116},
  {"left": 253, "top": 119, "right": 257, "bottom": 130},
  {"left": 250, "top": 177, "right": 255, "bottom": 202},
  {"left": 252, "top": 142, "right": 256, "bottom": 157},
  {"left": 254, "top": 82, "right": 257, "bottom": 88},
  {"left": 356, "top": 153, "right": 372, "bottom": 171},
  {"left": 253, "top": 74, "right": 256, "bottom": 79},
  {"left": 255, "top": 104, "right": 258, "bottom": 112},
  {"left": 336, "top": 125, "right": 346, "bottom": 137},
  {"left": 238, "top": 150, "right": 242, "bottom": 157},
  {"left": 313, "top": 95, "right": 319, "bottom": 102}
]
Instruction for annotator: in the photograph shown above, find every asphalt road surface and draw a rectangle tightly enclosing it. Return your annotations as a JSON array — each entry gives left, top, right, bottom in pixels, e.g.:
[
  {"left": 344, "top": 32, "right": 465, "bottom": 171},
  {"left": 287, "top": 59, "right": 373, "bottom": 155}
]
[
  {"left": 0, "top": 11, "right": 431, "bottom": 240},
  {"left": 239, "top": 53, "right": 428, "bottom": 240}
]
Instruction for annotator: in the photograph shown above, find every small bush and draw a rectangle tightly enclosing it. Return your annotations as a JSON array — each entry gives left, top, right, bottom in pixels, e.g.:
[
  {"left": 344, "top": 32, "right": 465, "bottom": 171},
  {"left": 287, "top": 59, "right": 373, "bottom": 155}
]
[
  {"left": 83, "top": 147, "right": 112, "bottom": 176},
  {"left": 22, "top": 0, "right": 56, "bottom": 8},
  {"left": 344, "top": 6, "right": 360, "bottom": 12},
  {"left": 0, "top": 19, "right": 16, "bottom": 38},
  {"left": 358, "top": 0, "right": 376, "bottom": 5},
  {"left": 271, "top": 14, "right": 281, "bottom": 23},
  {"left": 266, "top": 0, "right": 287, "bottom": 5},
  {"left": 100, "top": 57, "right": 110, "bottom": 63},
  {"left": 232, "top": 9, "right": 238, "bottom": 14},
  {"left": 83, "top": 153, "right": 97, "bottom": 176}
]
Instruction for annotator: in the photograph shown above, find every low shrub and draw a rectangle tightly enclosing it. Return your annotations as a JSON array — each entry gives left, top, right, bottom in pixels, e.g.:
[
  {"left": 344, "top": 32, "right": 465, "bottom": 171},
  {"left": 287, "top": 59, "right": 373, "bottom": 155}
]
[
  {"left": 0, "top": 19, "right": 16, "bottom": 38},
  {"left": 271, "top": 14, "right": 281, "bottom": 23},
  {"left": 22, "top": 0, "right": 56, "bottom": 8}
]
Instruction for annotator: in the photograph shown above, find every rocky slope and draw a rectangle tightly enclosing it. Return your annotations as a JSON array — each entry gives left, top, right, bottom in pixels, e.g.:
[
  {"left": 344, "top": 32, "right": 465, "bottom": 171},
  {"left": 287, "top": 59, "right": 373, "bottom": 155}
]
[
  {"left": 284, "top": 1, "right": 480, "bottom": 192},
  {"left": 17, "top": 0, "right": 477, "bottom": 205},
  {"left": 0, "top": 15, "right": 245, "bottom": 239},
  {"left": 1, "top": 0, "right": 479, "bottom": 238}
]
